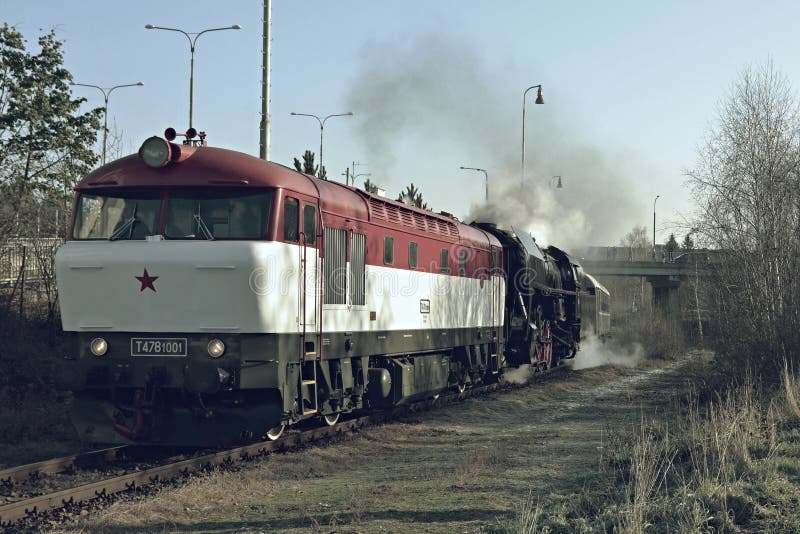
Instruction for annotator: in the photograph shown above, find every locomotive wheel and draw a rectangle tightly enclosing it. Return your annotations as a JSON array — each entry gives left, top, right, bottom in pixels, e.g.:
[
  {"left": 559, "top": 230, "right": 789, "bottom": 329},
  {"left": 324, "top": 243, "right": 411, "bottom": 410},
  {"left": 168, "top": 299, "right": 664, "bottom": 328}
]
[
  {"left": 542, "top": 321, "right": 553, "bottom": 370},
  {"left": 323, "top": 413, "right": 340, "bottom": 426},
  {"left": 530, "top": 337, "right": 543, "bottom": 372},
  {"left": 264, "top": 423, "right": 285, "bottom": 441}
]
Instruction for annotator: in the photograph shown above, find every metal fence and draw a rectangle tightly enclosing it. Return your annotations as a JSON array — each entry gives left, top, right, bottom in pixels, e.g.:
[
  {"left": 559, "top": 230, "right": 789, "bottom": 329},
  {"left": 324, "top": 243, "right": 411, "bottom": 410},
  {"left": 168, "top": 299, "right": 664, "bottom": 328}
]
[{"left": 0, "top": 238, "right": 63, "bottom": 285}]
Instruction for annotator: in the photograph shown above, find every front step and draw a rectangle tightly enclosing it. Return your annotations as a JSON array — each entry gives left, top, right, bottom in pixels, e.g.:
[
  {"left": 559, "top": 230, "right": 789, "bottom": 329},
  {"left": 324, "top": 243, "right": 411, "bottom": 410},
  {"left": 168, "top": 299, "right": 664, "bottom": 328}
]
[{"left": 300, "top": 360, "right": 318, "bottom": 416}]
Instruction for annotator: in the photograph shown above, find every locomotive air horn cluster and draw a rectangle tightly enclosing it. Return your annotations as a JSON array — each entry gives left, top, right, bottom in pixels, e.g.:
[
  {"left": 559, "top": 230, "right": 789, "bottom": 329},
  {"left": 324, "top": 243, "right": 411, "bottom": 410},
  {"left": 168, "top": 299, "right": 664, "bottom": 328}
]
[
  {"left": 165, "top": 127, "right": 207, "bottom": 146},
  {"left": 138, "top": 126, "right": 205, "bottom": 168}
]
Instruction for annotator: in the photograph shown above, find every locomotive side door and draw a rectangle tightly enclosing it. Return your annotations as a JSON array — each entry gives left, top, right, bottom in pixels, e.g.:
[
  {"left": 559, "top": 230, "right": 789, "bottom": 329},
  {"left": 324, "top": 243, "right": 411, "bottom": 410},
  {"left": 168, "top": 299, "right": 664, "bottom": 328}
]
[{"left": 299, "top": 201, "right": 320, "bottom": 333}]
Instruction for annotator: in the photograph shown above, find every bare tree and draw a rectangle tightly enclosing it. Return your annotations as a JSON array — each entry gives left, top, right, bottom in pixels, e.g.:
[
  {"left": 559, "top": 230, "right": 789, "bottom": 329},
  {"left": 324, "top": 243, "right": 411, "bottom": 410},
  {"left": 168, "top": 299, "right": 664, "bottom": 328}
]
[
  {"left": 687, "top": 61, "right": 800, "bottom": 375},
  {"left": 620, "top": 224, "right": 652, "bottom": 260}
]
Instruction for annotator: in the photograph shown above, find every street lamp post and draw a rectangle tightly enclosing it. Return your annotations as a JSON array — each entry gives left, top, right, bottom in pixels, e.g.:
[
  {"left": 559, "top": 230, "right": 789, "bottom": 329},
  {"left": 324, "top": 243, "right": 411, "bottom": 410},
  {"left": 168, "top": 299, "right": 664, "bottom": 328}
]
[
  {"left": 521, "top": 84, "right": 545, "bottom": 187},
  {"left": 70, "top": 81, "right": 144, "bottom": 165},
  {"left": 459, "top": 166, "right": 489, "bottom": 202},
  {"left": 351, "top": 161, "right": 367, "bottom": 186},
  {"left": 145, "top": 23, "right": 241, "bottom": 129},
  {"left": 290, "top": 112, "right": 353, "bottom": 176},
  {"left": 343, "top": 161, "right": 368, "bottom": 186},
  {"left": 653, "top": 194, "right": 660, "bottom": 259}
]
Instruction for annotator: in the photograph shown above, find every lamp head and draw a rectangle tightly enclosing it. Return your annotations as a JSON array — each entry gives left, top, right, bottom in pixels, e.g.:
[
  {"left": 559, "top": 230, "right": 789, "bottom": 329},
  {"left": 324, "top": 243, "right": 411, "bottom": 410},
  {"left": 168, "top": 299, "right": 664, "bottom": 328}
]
[
  {"left": 535, "top": 86, "right": 544, "bottom": 105},
  {"left": 145, "top": 24, "right": 155, "bottom": 29},
  {"left": 231, "top": 25, "right": 242, "bottom": 29}
]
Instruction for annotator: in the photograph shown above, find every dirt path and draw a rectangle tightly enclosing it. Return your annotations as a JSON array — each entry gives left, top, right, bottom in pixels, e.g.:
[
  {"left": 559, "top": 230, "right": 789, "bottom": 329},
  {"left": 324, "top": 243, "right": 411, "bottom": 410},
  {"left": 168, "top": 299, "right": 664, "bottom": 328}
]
[{"left": 51, "top": 356, "right": 699, "bottom": 533}]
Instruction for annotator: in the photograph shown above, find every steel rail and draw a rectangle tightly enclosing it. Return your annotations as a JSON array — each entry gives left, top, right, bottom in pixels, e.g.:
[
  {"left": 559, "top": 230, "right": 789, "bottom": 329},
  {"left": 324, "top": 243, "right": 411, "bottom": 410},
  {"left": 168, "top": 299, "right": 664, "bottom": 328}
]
[
  {"left": 0, "top": 365, "right": 565, "bottom": 528},
  {"left": 0, "top": 446, "right": 127, "bottom": 486}
]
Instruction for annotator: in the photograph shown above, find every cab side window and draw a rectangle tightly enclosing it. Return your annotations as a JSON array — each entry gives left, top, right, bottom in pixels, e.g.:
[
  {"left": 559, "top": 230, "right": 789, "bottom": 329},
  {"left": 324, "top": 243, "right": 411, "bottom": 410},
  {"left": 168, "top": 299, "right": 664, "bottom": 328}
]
[
  {"left": 303, "top": 204, "right": 317, "bottom": 245},
  {"left": 284, "top": 197, "right": 299, "bottom": 242},
  {"left": 384, "top": 236, "right": 394, "bottom": 265},
  {"left": 440, "top": 248, "right": 449, "bottom": 273},
  {"left": 409, "top": 242, "right": 418, "bottom": 268}
]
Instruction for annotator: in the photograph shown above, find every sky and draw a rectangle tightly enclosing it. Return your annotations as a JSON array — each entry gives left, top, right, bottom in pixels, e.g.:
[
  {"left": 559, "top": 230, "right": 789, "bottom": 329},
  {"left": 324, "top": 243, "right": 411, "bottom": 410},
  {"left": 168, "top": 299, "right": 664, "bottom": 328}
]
[{"left": 3, "top": 1, "right": 798, "bottom": 249}]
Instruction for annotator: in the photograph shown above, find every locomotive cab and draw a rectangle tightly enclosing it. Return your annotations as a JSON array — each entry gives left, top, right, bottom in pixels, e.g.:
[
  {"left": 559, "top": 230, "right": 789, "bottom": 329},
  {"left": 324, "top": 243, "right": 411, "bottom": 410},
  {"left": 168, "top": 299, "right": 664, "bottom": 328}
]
[{"left": 56, "top": 135, "right": 322, "bottom": 446}]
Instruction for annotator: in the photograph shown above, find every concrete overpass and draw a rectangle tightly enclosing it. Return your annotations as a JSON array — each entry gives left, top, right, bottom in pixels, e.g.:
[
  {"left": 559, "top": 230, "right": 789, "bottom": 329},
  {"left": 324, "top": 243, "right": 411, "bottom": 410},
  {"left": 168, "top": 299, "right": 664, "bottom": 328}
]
[
  {"left": 577, "top": 247, "right": 711, "bottom": 317},
  {"left": 579, "top": 259, "right": 696, "bottom": 277}
]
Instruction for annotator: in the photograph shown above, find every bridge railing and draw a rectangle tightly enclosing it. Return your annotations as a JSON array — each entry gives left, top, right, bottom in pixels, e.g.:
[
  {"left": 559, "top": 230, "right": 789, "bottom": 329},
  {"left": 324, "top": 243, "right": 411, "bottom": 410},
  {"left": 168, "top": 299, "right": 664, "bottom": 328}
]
[{"left": 579, "top": 246, "right": 707, "bottom": 264}]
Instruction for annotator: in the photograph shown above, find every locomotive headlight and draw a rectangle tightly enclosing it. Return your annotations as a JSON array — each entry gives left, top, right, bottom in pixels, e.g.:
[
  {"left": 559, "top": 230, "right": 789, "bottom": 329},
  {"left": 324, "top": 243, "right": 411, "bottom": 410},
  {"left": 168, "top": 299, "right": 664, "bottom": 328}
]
[
  {"left": 207, "top": 339, "right": 226, "bottom": 358},
  {"left": 138, "top": 136, "right": 172, "bottom": 168},
  {"left": 90, "top": 337, "right": 108, "bottom": 356}
]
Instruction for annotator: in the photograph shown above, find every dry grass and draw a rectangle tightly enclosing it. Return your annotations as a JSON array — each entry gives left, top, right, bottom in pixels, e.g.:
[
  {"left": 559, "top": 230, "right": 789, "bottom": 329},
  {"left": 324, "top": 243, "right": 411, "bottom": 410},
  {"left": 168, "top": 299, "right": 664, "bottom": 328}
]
[
  {"left": 509, "top": 491, "right": 544, "bottom": 534},
  {"left": 452, "top": 446, "right": 507, "bottom": 488},
  {"left": 49, "top": 346, "right": 800, "bottom": 533},
  {"left": 506, "top": 361, "right": 800, "bottom": 533},
  {"left": 47, "top": 362, "right": 683, "bottom": 534}
]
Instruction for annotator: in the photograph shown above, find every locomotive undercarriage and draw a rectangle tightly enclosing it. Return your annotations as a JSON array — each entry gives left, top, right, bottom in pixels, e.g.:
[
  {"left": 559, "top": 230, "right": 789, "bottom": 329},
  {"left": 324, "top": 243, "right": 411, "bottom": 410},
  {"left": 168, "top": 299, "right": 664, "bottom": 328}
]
[
  {"left": 505, "top": 296, "right": 577, "bottom": 370},
  {"left": 65, "top": 329, "right": 503, "bottom": 447}
]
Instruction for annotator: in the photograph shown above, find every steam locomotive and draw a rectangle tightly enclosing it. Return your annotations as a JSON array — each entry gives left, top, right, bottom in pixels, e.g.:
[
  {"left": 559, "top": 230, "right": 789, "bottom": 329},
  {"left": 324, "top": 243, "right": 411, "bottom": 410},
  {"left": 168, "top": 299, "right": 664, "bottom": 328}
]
[{"left": 55, "top": 129, "right": 609, "bottom": 446}]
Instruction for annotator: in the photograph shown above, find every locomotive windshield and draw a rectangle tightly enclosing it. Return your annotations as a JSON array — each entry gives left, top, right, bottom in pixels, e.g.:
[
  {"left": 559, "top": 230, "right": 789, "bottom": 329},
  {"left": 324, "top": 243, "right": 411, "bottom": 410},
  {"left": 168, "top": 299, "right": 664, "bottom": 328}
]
[
  {"left": 72, "top": 188, "right": 273, "bottom": 240},
  {"left": 74, "top": 190, "right": 161, "bottom": 240},
  {"left": 165, "top": 188, "right": 272, "bottom": 240}
]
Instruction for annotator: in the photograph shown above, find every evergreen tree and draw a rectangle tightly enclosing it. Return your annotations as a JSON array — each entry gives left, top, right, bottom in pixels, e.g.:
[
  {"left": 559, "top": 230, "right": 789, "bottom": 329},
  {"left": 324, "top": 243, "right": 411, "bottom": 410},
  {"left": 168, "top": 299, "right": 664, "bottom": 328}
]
[
  {"left": 292, "top": 150, "right": 326, "bottom": 180},
  {"left": 397, "top": 182, "right": 428, "bottom": 210},
  {"left": 681, "top": 232, "right": 695, "bottom": 250},
  {"left": 665, "top": 233, "right": 679, "bottom": 254},
  {"left": 363, "top": 178, "right": 379, "bottom": 194}
]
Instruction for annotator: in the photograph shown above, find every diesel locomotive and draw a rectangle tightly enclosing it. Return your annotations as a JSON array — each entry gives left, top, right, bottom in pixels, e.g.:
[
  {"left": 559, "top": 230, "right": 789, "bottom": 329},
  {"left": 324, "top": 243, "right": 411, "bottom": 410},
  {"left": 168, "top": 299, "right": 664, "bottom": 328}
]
[{"left": 55, "top": 129, "right": 609, "bottom": 446}]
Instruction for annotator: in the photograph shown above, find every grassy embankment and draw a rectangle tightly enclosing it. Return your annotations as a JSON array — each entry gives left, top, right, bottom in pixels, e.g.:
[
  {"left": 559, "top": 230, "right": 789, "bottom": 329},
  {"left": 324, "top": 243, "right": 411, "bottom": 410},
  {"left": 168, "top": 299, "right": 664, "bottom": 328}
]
[{"left": 499, "top": 314, "right": 800, "bottom": 533}]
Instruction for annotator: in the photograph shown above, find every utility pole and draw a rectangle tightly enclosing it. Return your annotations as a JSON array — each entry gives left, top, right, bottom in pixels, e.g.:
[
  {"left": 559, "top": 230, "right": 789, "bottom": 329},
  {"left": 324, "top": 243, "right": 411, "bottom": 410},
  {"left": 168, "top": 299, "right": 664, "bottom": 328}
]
[
  {"left": 653, "top": 195, "right": 660, "bottom": 259},
  {"left": 260, "top": 0, "right": 271, "bottom": 160}
]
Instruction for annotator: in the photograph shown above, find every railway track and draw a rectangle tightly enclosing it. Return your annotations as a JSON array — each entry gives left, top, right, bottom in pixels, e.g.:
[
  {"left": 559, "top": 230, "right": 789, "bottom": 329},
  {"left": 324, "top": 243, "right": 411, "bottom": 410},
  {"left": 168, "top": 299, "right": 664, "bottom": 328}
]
[
  {"left": 0, "top": 446, "right": 126, "bottom": 488},
  {"left": 0, "top": 365, "right": 566, "bottom": 531}
]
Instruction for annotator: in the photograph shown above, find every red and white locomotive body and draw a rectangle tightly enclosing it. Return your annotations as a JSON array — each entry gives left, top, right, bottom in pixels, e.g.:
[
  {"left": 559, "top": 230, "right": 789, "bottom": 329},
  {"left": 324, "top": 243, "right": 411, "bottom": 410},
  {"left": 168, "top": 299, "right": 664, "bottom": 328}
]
[{"left": 55, "top": 135, "right": 506, "bottom": 445}]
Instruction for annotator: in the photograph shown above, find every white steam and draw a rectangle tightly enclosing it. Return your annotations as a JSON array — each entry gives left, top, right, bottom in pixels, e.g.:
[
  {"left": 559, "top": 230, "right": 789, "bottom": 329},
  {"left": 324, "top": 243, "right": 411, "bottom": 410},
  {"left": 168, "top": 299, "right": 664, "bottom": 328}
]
[
  {"left": 467, "top": 181, "right": 589, "bottom": 249},
  {"left": 501, "top": 364, "right": 534, "bottom": 385},
  {"left": 572, "top": 334, "right": 644, "bottom": 370}
]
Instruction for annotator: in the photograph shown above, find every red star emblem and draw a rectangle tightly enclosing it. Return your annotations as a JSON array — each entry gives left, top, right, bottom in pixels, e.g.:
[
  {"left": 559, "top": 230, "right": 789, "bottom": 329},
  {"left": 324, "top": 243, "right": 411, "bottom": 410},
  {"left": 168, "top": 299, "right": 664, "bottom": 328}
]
[{"left": 135, "top": 268, "right": 159, "bottom": 292}]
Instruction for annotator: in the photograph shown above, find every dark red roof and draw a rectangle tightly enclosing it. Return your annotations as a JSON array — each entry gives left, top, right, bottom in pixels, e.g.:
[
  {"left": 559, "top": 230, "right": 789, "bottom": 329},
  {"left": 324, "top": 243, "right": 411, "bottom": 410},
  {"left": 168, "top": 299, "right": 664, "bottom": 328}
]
[
  {"left": 76, "top": 145, "right": 319, "bottom": 196},
  {"left": 76, "top": 144, "right": 501, "bottom": 250}
]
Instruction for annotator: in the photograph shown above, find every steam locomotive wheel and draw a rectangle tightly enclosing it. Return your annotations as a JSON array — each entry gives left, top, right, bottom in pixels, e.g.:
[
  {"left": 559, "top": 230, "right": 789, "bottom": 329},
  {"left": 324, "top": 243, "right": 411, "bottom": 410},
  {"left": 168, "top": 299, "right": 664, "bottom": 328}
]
[
  {"left": 323, "top": 413, "right": 340, "bottom": 426},
  {"left": 529, "top": 319, "right": 554, "bottom": 371},
  {"left": 530, "top": 337, "right": 543, "bottom": 372},
  {"left": 264, "top": 423, "right": 285, "bottom": 441},
  {"left": 542, "top": 321, "right": 553, "bottom": 370}
]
